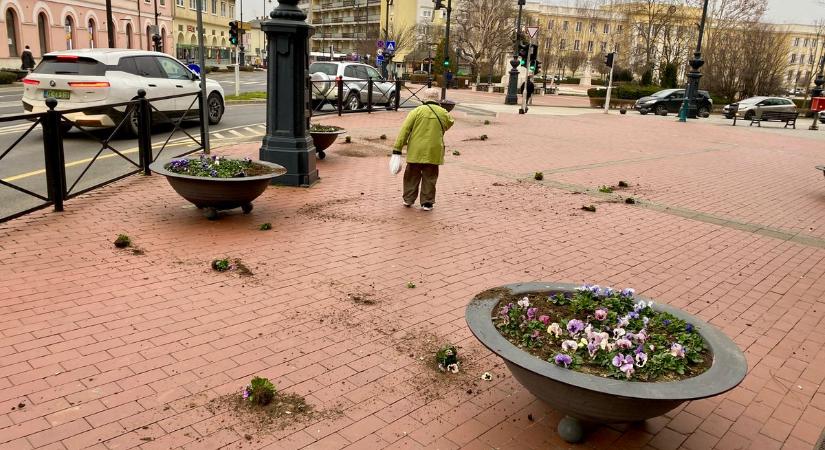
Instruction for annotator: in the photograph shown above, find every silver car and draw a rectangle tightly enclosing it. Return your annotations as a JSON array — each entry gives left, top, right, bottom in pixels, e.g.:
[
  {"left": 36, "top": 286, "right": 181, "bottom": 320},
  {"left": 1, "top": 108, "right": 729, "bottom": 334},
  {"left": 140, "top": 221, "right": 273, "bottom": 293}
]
[
  {"left": 310, "top": 61, "right": 396, "bottom": 110},
  {"left": 723, "top": 96, "right": 796, "bottom": 120}
]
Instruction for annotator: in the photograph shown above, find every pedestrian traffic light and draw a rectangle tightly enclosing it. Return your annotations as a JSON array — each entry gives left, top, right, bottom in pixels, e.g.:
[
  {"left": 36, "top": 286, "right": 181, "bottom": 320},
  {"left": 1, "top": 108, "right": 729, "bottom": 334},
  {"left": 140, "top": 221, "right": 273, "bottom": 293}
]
[
  {"left": 604, "top": 52, "right": 615, "bottom": 68},
  {"left": 533, "top": 60, "right": 542, "bottom": 73},
  {"left": 229, "top": 21, "right": 239, "bottom": 46},
  {"left": 518, "top": 41, "right": 529, "bottom": 60},
  {"left": 443, "top": 57, "right": 450, "bottom": 67},
  {"left": 433, "top": 0, "right": 444, "bottom": 10}
]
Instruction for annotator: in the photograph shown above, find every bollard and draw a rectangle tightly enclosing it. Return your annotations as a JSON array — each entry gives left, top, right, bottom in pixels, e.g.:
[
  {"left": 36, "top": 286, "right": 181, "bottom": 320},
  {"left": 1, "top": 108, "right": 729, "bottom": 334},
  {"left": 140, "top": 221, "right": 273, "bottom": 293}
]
[
  {"left": 136, "top": 89, "right": 153, "bottom": 175},
  {"left": 42, "top": 98, "right": 66, "bottom": 212},
  {"left": 367, "top": 78, "right": 373, "bottom": 113}
]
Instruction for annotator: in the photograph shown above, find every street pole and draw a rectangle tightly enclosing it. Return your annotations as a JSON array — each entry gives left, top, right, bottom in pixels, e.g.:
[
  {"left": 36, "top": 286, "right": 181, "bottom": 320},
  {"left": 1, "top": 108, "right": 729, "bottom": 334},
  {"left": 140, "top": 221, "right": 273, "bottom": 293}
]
[
  {"left": 383, "top": 0, "right": 393, "bottom": 79},
  {"left": 239, "top": 0, "right": 245, "bottom": 67},
  {"left": 235, "top": 46, "right": 240, "bottom": 97},
  {"left": 505, "top": 0, "right": 525, "bottom": 105},
  {"left": 196, "top": 0, "right": 210, "bottom": 152},
  {"left": 678, "top": 0, "right": 709, "bottom": 122},
  {"left": 604, "top": 58, "right": 614, "bottom": 114},
  {"left": 440, "top": 0, "right": 452, "bottom": 100},
  {"left": 106, "top": 0, "right": 115, "bottom": 47},
  {"left": 153, "top": 0, "right": 161, "bottom": 52}
]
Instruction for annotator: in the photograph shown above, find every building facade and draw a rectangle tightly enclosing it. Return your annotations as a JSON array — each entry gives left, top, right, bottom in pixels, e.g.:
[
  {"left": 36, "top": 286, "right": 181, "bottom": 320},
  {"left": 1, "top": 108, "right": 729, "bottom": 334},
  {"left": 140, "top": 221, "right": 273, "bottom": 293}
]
[
  {"left": 783, "top": 23, "right": 825, "bottom": 92},
  {"left": 172, "top": 0, "right": 236, "bottom": 66},
  {"left": 0, "top": 0, "right": 173, "bottom": 67},
  {"left": 307, "top": 0, "right": 380, "bottom": 58}
]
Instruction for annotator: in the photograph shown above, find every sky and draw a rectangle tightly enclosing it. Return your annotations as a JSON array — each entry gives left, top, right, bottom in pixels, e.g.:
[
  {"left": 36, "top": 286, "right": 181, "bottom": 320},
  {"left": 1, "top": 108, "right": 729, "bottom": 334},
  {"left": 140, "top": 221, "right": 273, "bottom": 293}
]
[{"left": 241, "top": 0, "right": 825, "bottom": 26}]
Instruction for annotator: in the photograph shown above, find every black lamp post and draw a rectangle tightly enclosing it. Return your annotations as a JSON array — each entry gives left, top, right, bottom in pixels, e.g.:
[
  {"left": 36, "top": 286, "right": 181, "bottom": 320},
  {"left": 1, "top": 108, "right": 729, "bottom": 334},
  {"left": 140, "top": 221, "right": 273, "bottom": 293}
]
[
  {"left": 678, "top": 0, "right": 709, "bottom": 122},
  {"left": 505, "top": 0, "right": 525, "bottom": 105},
  {"left": 438, "top": 0, "right": 453, "bottom": 101}
]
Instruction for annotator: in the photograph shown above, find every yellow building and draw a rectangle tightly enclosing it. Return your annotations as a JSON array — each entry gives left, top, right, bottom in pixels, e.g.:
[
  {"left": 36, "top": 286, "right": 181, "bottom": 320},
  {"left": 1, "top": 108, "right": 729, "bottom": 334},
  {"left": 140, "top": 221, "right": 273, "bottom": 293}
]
[
  {"left": 173, "top": 0, "right": 237, "bottom": 66},
  {"left": 782, "top": 23, "right": 825, "bottom": 92},
  {"left": 378, "top": 0, "right": 445, "bottom": 75},
  {"left": 306, "top": 0, "right": 381, "bottom": 57}
]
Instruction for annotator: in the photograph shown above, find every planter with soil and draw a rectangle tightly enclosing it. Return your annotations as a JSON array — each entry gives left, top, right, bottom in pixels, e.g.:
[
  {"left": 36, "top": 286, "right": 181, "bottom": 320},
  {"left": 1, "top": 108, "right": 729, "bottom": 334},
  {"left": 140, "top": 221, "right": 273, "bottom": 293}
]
[
  {"left": 466, "top": 282, "right": 746, "bottom": 443},
  {"left": 150, "top": 155, "right": 286, "bottom": 220},
  {"left": 309, "top": 124, "right": 346, "bottom": 160}
]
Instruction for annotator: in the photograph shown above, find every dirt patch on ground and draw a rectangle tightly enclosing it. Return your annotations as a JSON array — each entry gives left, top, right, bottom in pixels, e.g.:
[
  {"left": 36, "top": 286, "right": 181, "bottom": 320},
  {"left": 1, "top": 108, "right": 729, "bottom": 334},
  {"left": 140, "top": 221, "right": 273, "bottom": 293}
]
[
  {"left": 297, "top": 197, "right": 391, "bottom": 224},
  {"left": 335, "top": 141, "right": 392, "bottom": 158}
]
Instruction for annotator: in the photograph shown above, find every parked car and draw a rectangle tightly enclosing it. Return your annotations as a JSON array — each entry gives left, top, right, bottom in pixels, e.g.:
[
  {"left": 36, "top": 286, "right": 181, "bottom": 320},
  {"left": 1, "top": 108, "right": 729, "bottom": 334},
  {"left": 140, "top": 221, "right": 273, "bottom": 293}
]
[
  {"left": 633, "top": 88, "right": 713, "bottom": 117},
  {"left": 722, "top": 96, "right": 797, "bottom": 120},
  {"left": 309, "top": 61, "right": 397, "bottom": 110},
  {"left": 22, "top": 49, "right": 225, "bottom": 136}
]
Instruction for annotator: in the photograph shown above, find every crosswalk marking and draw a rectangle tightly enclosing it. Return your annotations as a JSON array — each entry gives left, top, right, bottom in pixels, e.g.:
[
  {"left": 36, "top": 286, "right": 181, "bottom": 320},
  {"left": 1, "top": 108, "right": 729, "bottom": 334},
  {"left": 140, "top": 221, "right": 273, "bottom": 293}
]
[
  {"left": 213, "top": 132, "right": 226, "bottom": 139},
  {"left": 243, "top": 127, "right": 258, "bottom": 134},
  {"left": 228, "top": 129, "right": 244, "bottom": 137}
]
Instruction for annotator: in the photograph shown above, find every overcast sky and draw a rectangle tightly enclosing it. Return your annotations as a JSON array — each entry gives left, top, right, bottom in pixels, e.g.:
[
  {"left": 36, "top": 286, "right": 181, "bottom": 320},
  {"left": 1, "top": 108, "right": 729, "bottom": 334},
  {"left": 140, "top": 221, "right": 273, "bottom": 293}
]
[{"left": 242, "top": 0, "right": 825, "bottom": 25}]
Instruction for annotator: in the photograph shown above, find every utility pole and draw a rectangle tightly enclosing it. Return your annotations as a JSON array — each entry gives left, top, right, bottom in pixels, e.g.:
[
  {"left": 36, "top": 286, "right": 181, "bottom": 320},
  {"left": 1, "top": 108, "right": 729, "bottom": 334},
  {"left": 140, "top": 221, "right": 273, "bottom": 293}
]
[
  {"left": 505, "top": 0, "right": 525, "bottom": 105},
  {"left": 678, "top": 0, "right": 709, "bottom": 122},
  {"left": 106, "top": 0, "right": 115, "bottom": 47},
  {"left": 383, "top": 0, "right": 393, "bottom": 79},
  {"left": 604, "top": 53, "right": 615, "bottom": 113},
  {"left": 239, "top": 0, "right": 246, "bottom": 67},
  {"left": 439, "top": 0, "right": 452, "bottom": 100},
  {"left": 196, "top": 0, "right": 210, "bottom": 152}
]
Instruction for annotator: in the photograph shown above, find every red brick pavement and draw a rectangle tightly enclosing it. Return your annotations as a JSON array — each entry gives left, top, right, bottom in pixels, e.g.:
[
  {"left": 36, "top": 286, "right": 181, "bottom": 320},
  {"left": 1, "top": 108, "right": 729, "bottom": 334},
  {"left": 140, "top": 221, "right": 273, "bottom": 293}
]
[{"left": 1, "top": 105, "right": 824, "bottom": 450}]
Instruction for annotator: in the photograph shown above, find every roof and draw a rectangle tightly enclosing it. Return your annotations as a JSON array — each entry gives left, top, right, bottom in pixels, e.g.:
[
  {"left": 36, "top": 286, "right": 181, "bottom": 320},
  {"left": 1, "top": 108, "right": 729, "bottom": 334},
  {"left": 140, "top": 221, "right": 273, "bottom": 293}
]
[{"left": 43, "top": 49, "right": 171, "bottom": 64}]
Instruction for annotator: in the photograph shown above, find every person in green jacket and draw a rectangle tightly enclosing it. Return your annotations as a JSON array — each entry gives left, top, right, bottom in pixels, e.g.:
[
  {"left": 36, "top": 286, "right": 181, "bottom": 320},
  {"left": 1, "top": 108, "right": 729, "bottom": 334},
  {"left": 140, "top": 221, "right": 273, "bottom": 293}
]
[{"left": 392, "top": 88, "right": 455, "bottom": 211}]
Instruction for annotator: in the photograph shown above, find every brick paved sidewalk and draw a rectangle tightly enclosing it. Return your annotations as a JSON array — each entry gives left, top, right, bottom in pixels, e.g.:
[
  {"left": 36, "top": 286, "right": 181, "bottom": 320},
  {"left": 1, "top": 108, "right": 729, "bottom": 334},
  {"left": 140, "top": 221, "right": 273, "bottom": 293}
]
[{"left": 1, "top": 107, "right": 824, "bottom": 450}]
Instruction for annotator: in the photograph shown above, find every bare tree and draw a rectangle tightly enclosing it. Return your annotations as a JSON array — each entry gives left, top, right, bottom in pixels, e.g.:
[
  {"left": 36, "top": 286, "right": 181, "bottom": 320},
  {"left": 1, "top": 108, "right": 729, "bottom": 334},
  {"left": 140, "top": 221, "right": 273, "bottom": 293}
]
[
  {"left": 628, "top": 0, "right": 680, "bottom": 74},
  {"left": 800, "top": 20, "right": 825, "bottom": 102},
  {"left": 564, "top": 51, "right": 589, "bottom": 76},
  {"left": 453, "top": 0, "right": 519, "bottom": 77}
]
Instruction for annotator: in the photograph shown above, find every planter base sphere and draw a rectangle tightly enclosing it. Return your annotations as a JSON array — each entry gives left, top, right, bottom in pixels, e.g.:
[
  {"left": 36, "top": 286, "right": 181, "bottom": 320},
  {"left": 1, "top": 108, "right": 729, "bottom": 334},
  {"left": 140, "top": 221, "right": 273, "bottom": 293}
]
[
  {"left": 558, "top": 416, "right": 584, "bottom": 443},
  {"left": 204, "top": 208, "right": 219, "bottom": 220}
]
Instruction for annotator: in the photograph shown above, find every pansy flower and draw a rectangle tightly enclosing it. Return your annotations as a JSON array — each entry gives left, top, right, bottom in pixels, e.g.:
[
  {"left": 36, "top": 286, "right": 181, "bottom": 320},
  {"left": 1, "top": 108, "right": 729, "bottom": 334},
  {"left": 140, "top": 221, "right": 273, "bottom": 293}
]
[
  {"left": 566, "top": 319, "right": 585, "bottom": 336},
  {"left": 538, "top": 315, "right": 551, "bottom": 326},
  {"left": 547, "top": 323, "right": 562, "bottom": 337},
  {"left": 517, "top": 297, "right": 530, "bottom": 308},
  {"left": 594, "top": 308, "right": 608, "bottom": 321},
  {"left": 562, "top": 340, "right": 579, "bottom": 351},
  {"left": 554, "top": 353, "right": 573, "bottom": 368},
  {"left": 670, "top": 343, "right": 685, "bottom": 358},
  {"left": 621, "top": 288, "right": 635, "bottom": 297}
]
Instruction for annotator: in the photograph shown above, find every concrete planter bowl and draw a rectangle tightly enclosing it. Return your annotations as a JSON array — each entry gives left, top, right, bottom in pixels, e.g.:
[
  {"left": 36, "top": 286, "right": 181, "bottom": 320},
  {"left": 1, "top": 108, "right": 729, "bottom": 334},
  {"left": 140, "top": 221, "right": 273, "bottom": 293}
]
[
  {"left": 310, "top": 130, "right": 346, "bottom": 160},
  {"left": 466, "top": 282, "right": 747, "bottom": 443},
  {"left": 150, "top": 159, "right": 286, "bottom": 220}
]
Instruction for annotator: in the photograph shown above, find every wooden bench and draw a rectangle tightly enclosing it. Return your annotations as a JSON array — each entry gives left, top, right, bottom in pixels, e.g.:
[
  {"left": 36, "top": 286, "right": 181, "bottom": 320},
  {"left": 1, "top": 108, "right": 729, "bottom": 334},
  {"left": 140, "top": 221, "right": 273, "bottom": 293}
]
[{"left": 749, "top": 110, "right": 799, "bottom": 129}]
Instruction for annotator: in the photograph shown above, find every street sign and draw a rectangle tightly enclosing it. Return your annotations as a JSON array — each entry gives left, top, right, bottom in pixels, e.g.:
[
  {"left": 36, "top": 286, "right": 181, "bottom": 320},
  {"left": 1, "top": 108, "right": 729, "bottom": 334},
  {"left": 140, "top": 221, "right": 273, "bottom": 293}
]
[
  {"left": 385, "top": 41, "right": 396, "bottom": 52},
  {"left": 526, "top": 27, "right": 539, "bottom": 38},
  {"left": 376, "top": 54, "right": 384, "bottom": 64},
  {"left": 377, "top": 40, "right": 385, "bottom": 48}
]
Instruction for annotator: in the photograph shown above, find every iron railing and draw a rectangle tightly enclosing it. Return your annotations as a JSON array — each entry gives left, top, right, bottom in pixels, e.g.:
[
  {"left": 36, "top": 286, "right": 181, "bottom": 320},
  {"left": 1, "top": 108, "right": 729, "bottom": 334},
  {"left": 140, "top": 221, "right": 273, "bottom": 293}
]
[
  {"left": 310, "top": 77, "right": 429, "bottom": 117},
  {"left": 0, "top": 89, "right": 206, "bottom": 223}
]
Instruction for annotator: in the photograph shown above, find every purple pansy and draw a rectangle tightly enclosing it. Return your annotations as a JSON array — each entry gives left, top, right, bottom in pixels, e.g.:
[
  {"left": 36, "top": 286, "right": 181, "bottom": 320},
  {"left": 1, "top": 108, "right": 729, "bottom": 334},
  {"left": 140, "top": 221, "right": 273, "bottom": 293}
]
[
  {"left": 566, "top": 319, "right": 585, "bottom": 336},
  {"left": 554, "top": 353, "right": 573, "bottom": 368}
]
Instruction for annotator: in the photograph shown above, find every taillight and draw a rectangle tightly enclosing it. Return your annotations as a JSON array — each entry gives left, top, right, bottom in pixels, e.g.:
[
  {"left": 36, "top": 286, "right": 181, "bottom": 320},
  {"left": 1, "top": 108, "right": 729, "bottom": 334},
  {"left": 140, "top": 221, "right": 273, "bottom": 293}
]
[
  {"left": 22, "top": 78, "right": 40, "bottom": 85},
  {"left": 68, "top": 81, "right": 110, "bottom": 88},
  {"left": 56, "top": 55, "right": 79, "bottom": 61}
]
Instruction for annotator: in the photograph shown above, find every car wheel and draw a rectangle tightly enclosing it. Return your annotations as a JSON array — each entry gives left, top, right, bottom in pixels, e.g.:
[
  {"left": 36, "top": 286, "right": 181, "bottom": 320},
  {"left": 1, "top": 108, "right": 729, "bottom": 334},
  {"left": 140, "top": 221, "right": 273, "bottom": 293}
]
[
  {"left": 207, "top": 92, "right": 224, "bottom": 125},
  {"left": 655, "top": 105, "right": 667, "bottom": 116},
  {"left": 344, "top": 92, "right": 361, "bottom": 110},
  {"left": 639, "top": 110, "right": 648, "bottom": 115},
  {"left": 698, "top": 106, "right": 710, "bottom": 118},
  {"left": 127, "top": 107, "right": 141, "bottom": 137},
  {"left": 744, "top": 110, "right": 755, "bottom": 121},
  {"left": 385, "top": 92, "right": 397, "bottom": 110}
]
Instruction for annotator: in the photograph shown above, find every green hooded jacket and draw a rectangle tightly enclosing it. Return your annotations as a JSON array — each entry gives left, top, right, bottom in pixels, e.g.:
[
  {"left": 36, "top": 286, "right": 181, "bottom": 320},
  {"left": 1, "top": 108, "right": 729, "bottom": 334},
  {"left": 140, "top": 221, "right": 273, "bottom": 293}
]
[{"left": 392, "top": 102, "right": 455, "bottom": 165}]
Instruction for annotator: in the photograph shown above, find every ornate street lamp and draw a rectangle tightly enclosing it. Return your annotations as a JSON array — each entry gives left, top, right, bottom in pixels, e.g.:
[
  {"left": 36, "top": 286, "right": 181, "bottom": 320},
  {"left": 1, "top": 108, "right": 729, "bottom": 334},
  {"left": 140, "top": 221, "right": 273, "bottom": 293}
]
[
  {"left": 678, "top": 0, "right": 709, "bottom": 122},
  {"left": 505, "top": 0, "right": 525, "bottom": 105}
]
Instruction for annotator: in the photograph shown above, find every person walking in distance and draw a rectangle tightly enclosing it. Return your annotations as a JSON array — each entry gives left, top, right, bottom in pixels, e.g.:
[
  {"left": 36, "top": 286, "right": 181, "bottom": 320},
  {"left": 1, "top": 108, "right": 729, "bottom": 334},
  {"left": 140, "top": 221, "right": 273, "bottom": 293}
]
[
  {"left": 20, "top": 46, "right": 35, "bottom": 72},
  {"left": 389, "top": 88, "right": 454, "bottom": 211}
]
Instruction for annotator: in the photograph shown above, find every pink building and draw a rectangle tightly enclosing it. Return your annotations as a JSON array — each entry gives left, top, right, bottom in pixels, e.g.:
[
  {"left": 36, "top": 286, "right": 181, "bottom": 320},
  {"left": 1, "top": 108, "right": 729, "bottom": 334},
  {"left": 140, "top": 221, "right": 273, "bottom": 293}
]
[{"left": 0, "top": 0, "right": 173, "bottom": 68}]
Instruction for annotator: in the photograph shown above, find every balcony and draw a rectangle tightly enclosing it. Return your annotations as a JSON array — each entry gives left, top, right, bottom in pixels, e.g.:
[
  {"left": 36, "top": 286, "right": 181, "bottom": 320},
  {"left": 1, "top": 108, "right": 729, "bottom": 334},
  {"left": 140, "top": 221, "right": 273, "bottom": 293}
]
[{"left": 317, "top": 0, "right": 380, "bottom": 12}]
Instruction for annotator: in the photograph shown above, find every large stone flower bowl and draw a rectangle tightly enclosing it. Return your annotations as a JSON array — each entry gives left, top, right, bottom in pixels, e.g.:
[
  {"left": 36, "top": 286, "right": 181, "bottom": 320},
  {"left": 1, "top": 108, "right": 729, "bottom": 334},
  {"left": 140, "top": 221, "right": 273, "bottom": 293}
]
[
  {"left": 150, "top": 159, "right": 286, "bottom": 220},
  {"left": 466, "top": 282, "right": 747, "bottom": 443},
  {"left": 310, "top": 130, "right": 346, "bottom": 160}
]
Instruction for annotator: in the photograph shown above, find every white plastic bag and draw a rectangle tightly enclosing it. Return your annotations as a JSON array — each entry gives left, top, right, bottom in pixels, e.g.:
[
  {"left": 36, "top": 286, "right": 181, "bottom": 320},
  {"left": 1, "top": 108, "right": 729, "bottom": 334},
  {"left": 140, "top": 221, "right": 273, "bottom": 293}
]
[{"left": 389, "top": 153, "right": 403, "bottom": 175}]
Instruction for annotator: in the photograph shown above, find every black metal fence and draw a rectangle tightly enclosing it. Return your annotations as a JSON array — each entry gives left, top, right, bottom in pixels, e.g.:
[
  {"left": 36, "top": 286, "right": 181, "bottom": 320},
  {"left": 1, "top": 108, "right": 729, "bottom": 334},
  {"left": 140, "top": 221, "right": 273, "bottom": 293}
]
[
  {"left": 310, "top": 78, "right": 429, "bottom": 117},
  {"left": 0, "top": 90, "right": 207, "bottom": 223}
]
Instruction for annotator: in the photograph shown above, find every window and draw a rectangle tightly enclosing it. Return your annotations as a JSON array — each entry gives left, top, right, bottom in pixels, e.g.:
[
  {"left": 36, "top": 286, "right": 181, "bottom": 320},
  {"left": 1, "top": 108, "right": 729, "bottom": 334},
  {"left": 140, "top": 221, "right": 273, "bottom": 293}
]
[
  {"left": 548, "top": 20, "right": 554, "bottom": 29},
  {"left": 804, "top": 38, "right": 809, "bottom": 47},
  {"left": 33, "top": 55, "right": 107, "bottom": 75},
  {"left": 88, "top": 19, "right": 96, "bottom": 48},
  {"left": 65, "top": 16, "right": 74, "bottom": 50},
  {"left": 190, "top": 0, "right": 196, "bottom": 9},
  {"left": 587, "top": 41, "right": 593, "bottom": 52},
  {"left": 365, "top": 66, "right": 380, "bottom": 79},
  {"left": 559, "top": 39, "right": 566, "bottom": 50},
  {"left": 132, "top": 56, "right": 165, "bottom": 77},
  {"left": 545, "top": 38, "right": 551, "bottom": 49},
  {"left": 5, "top": 9, "right": 19, "bottom": 56},
  {"left": 309, "top": 62, "right": 337, "bottom": 75},
  {"left": 800, "top": 54, "right": 805, "bottom": 64},
  {"left": 160, "top": 0, "right": 165, "bottom": 5},
  {"left": 589, "top": 23, "right": 596, "bottom": 33},
  {"left": 176, "top": 0, "right": 183, "bottom": 5},
  {"left": 614, "top": 43, "right": 619, "bottom": 52},
  {"left": 617, "top": 25, "right": 623, "bottom": 33},
  {"left": 343, "top": 65, "right": 358, "bottom": 77},
  {"left": 126, "top": 23, "right": 133, "bottom": 48},
  {"left": 790, "top": 54, "right": 797, "bottom": 63},
  {"left": 157, "top": 56, "right": 192, "bottom": 79},
  {"left": 221, "top": 2, "right": 226, "bottom": 15},
  {"left": 562, "top": 21, "right": 568, "bottom": 31},
  {"left": 603, "top": 23, "right": 609, "bottom": 34},
  {"left": 212, "top": 0, "right": 217, "bottom": 13},
  {"left": 575, "top": 21, "right": 582, "bottom": 32},
  {"left": 787, "top": 70, "right": 794, "bottom": 81},
  {"left": 600, "top": 41, "right": 606, "bottom": 52},
  {"left": 37, "top": 13, "right": 49, "bottom": 55},
  {"left": 229, "top": 5, "right": 234, "bottom": 17},
  {"left": 574, "top": 40, "right": 580, "bottom": 50},
  {"left": 202, "top": 0, "right": 207, "bottom": 12},
  {"left": 793, "top": 37, "right": 800, "bottom": 46}
]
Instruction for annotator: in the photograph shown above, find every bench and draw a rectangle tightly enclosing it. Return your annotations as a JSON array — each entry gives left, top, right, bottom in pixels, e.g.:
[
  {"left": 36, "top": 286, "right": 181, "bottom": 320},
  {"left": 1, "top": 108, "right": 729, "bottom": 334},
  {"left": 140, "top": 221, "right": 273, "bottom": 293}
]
[{"left": 749, "top": 110, "right": 799, "bottom": 129}]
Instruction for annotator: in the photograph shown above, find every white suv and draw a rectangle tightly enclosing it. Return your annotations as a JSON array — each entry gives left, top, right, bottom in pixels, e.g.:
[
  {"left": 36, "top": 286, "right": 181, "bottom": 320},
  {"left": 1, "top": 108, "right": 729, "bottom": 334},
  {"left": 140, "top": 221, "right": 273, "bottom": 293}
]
[
  {"left": 310, "top": 61, "right": 396, "bottom": 110},
  {"left": 22, "top": 49, "right": 225, "bottom": 135}
]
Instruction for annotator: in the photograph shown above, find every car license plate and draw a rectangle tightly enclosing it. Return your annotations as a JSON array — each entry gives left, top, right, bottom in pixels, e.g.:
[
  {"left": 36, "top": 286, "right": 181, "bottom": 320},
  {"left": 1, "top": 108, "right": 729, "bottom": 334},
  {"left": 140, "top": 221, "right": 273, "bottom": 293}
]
[{"left": 43, "top": 90, "right": 70, "bottom": 100}]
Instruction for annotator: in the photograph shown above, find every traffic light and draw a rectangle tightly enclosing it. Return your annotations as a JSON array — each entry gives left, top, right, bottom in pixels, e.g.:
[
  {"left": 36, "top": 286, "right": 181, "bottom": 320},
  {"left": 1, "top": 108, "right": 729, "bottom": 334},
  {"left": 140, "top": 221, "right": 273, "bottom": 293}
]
[
  {"left": 443, "top": 57, "right": 450, "bottom": 68},
  {"left": 529, "top": 44, "right": 538, "bottom": 63},
  {"left": 518, "top": 41, "right": 529, "bottom": 62},
  {"left": 604, "top": 52, "right": 615, "bottom": 68},
  {"left": 229, "top": 21, "right": 239, "bottom": 46},
  {"left": 532, "top": 60, "right": 542, "bottom": 73},
  {"left": 433, "top": 0, "right": 444, "bottom": 9}
]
